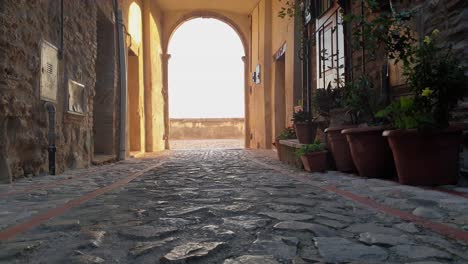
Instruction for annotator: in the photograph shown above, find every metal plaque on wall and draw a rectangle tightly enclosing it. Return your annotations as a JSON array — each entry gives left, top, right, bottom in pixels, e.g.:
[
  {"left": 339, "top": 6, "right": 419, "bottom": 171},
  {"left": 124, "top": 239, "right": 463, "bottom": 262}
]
[
  {"left": 40, "top": 40, "right": 59, "bottom": 102},
  {"left": 67, "top": 80, "right": 86, "bottom": 115}
]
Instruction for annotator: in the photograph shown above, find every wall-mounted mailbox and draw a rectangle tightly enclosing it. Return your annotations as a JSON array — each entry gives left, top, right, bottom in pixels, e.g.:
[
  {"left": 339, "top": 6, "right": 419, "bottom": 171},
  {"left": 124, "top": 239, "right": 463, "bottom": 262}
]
[
  {"left": 40, "top": 40, "right": 59, "bottom": 102},
  {"left": 67, "top": 80, "right": 86, "bottom": 115}
]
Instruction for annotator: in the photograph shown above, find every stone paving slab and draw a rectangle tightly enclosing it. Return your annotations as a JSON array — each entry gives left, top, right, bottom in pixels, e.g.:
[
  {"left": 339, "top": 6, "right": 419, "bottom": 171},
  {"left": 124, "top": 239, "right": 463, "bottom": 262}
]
[{"left": 0, "top": 149, "right": 467, "bottom": 263}]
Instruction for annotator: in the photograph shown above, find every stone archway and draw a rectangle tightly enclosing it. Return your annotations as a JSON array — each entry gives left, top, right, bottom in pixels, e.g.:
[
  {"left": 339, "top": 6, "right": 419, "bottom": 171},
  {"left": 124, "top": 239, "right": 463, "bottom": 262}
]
[
  {"left": 126, "top": 1, "right": 145, "bottom": 155},
  {"left": 161, "top": 11, "right": 251, "bottom": 149},
  {"left": 164, "top": 11, "right": 249, "bottom": 56}
]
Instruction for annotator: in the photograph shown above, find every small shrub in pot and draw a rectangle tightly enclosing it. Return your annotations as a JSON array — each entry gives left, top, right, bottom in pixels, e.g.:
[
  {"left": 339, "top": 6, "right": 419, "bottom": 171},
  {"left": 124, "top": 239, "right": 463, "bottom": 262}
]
[
  {"left": 274, "top": 127, "right": 296, "bottom": 161},
  {"left": 296, "top": 140, "right": 328, "bottom": 173},
  {"left": 377, "top": 30, "right": 468, "bottom": 186},
  {"left": 292, "top": 109, "right": 318, "bottom": 144}
]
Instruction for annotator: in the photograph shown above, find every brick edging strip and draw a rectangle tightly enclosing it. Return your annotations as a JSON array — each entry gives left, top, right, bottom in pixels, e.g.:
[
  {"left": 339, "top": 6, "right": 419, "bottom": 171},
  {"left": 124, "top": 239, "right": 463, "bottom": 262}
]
[
  {"left": 250, "top": 158, "right": 468, "bottom": 243},
  {"left": 430, "top": 187, "right": 468, "bottom": 199},
  {"left": 323, "top": 185, "right": 468, "bottom": 243},
  {"left": 0, "top": 161, "right": 165, "bottom": 241}
]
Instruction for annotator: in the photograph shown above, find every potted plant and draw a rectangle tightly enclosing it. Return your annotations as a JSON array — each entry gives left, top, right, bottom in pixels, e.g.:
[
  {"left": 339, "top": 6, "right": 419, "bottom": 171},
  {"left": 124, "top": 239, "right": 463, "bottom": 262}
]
[
  {"left": 274, "top": 127, "right": 297, "bottom": 160},
  {"left": 296, "top": 139, "right": 328, "bottom": 172},
  {"left": 377, "top": 29, "right": 467, "bottom": 186},
  {"left": 313, "top": 77, "right": 355, "bottom": 172},
  {"left": 341, "top": 76, "right": 395, "bottom": 178},
  {"left": 292, "top": 109, "right": 318, "bottom": 144},
  {"left": 316, "top": 81, "right": 357, "bottom": 172},
  {"left": 339, "top": 2, "right": 414, "bottom": 178}
]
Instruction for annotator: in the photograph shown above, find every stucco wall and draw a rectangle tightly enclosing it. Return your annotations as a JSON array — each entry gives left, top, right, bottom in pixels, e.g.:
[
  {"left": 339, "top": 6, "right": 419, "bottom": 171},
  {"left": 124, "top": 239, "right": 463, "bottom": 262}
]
[
  {"left": 250, "top": 1, "right": 270, "bottom": 149},
  {"left": 114, "top": 0, "right": 166, "bottom": 154},
  {"left": 250, "top": 0, "right": 300, "bottom": 148},
  {"left": 143, "top": 0, "right": 166, "bottom": 152},
  {"left": 170, "top": 118, "right": 245, "bottom": 140},
  {"left": 271, "top": 0, "right": 300, "bottom": 141}
]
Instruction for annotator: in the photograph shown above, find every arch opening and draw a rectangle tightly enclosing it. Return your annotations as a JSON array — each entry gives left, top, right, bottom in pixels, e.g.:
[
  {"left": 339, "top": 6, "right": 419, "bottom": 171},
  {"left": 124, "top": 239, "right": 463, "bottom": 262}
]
[
  {"left": 128, "top": 2, "right": 142, "bottom": 45},
  {"left": 127, "top": 2, "right": 144, "bottom": 155},
  {"left": 167, "top": 17, "right": 247, "bottom": 150}
]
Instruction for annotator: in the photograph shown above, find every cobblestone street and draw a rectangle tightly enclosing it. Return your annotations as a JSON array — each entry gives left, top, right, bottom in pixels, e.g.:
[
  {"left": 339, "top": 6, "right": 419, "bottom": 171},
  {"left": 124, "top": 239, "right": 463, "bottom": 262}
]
[{"left": 1, "top": 149, "right": 468, "bottom": 263}]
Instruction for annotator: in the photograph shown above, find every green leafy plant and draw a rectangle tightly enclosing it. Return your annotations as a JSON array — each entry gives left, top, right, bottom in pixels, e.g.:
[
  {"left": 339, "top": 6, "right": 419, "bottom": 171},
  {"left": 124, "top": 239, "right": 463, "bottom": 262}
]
[
  {"left": 377, "top": 30, "right": 468, "bottom": 130},
  {"left": 376, "top": 97, "right": 433, "bottom": 129},
  {"left": 339, "top": 0, "right": 416, "bottom": 125},
  {"left": 277, "top": 127, "right": 297, "bottom": 140},
  {"left": 343, "top": 75, "right": 384, "bottom": 124},
  {"left": 315, "top": 85, "right": 345, "bottom": 119},
  {"left": 295, "top": 139, "right": 325, "bottom": 156},
  {"left": 342, "top": 0, "right": 415, "bottom": 64},
  {"left": 405, "top": 30, "right": 467, "bottom": 129},
  {"left": 292, "top": 109, "right": 313, "bottom": 123}
]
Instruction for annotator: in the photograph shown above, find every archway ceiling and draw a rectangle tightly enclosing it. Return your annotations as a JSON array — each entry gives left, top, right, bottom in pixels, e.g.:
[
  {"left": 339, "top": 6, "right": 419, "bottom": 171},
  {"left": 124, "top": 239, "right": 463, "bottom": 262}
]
[{"left": 153, "top": 0, "right": 261, "bottom": 15}]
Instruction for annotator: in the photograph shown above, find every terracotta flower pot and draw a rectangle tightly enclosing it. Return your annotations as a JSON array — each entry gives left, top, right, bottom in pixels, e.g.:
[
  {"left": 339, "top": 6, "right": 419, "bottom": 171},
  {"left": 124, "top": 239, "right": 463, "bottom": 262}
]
[
  {"left": 294, "top": 122, "right": 318, "bottom": 144},
  {"left": 383, "top": 127, "right": 462, "bottom": 186},
  {"left": 325, "top": 126, "right": 356, "bottom": 172},
  {"left": 300, "top": 151, "right": 328, "bottom": 172},
  {"left": 342, "top": 126, "right": 395, "bottom": 178}
]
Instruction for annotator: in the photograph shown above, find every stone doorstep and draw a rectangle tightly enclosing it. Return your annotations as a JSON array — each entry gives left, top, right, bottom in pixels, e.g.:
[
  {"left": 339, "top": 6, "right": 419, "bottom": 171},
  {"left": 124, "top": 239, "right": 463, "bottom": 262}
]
[
  {"left": 278, "top": 139, "right": 304, "bottom": 149},
  {"left": 277, "top": 140, "right": 303, "bottom": 169},
  {"left": 92, "top": 155, "right": 116, "bottom": 166},
  {"left": 130, "top": 152, "right": 146, "bottom": 158}
]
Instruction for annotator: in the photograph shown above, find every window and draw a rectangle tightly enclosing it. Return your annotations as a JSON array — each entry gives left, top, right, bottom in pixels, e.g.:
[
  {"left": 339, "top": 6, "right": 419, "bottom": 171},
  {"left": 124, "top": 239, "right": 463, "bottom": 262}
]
[
  {"left": 318, "top": 23, "right": 334, "bottom": 76},
  {"left": 316, "top": 5, "right": 345, "bottom": 89},
  {"left": 317, "top": 0, "right": 333, "bottom": 17}
]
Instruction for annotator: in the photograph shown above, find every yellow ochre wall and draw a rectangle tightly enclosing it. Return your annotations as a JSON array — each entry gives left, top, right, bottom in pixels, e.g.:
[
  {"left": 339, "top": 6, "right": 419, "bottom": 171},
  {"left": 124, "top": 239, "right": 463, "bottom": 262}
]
[
  {"left": 116, "top": 0, "right": 299, "bottom": 152},
  {"left": 120, "top": 0, "right": 166, "bottom": 154},
  {"left": 271, "top": 0, "right": 298, "bottom": 142},
  {"left": 144, "top": 0, "right": 165, "bottom": 152},
  {"left": 250, "top": 0, "right": 299, "bottom": 149}
]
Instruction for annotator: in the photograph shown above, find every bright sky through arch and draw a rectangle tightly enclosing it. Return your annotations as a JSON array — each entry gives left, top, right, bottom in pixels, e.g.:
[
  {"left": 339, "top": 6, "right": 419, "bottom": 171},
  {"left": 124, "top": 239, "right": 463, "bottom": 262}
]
[{"left": 168, "top": 18, "right": 245, "bottom": 118}]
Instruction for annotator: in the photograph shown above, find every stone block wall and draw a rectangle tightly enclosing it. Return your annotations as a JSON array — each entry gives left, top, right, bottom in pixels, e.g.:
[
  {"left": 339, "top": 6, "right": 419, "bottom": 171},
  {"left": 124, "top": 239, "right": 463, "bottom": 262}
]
[
  {"left": 0, "top": 0, "right": 116, "bottom": 181},
  {"left": 170, "top": 118, "right": 245, "bottom": 140},
  {"left": 348, "top": 0, "right": 468, "bottom": 98}
]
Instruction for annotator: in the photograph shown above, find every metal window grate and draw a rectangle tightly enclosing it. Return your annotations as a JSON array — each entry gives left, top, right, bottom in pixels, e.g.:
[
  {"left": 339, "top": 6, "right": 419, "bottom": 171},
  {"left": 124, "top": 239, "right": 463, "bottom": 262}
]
[{"left": 46, "top": 63, "right": 53, "bottom": 74}]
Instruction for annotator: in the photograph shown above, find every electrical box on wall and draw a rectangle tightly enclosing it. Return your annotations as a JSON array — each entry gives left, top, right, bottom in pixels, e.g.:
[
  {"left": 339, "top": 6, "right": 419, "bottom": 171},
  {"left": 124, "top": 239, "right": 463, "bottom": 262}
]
[
  {"left": 252, "top": 64, "right": 261, "bottom": 85},
  {"left": 40, "top": 40, "right": 59, "bottom": 102},
  {"left": 67, "top": 80, "right": 86, "bottom": 115}
]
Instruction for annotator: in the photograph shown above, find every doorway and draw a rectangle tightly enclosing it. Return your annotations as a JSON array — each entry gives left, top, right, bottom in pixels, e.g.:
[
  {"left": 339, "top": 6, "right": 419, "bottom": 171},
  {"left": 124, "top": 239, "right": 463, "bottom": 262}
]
[
  {"left": 93, "top": 9, "right": 116, "bottom": 163},
  {"left": 127, "top": 51, "right": 142, "bottom": 154},
  {"left": 274, "top": 55, "right": 286, "bottom": 138}
]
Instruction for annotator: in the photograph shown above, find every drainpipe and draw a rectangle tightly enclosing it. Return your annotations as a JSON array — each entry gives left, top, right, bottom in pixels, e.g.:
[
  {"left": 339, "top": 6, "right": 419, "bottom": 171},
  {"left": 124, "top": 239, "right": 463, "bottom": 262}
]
[
  {"left": 361, "top": 0, "right": 366, "bottom": 75},
  {"left": 115, "top": 0, "right": 127, "bottom": 160},
  {"left": 45, "top": 102, "right": 56, "bottom": 175},
  {"left": 59, "top": 0, "right": 64, "bottom": 60}
]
